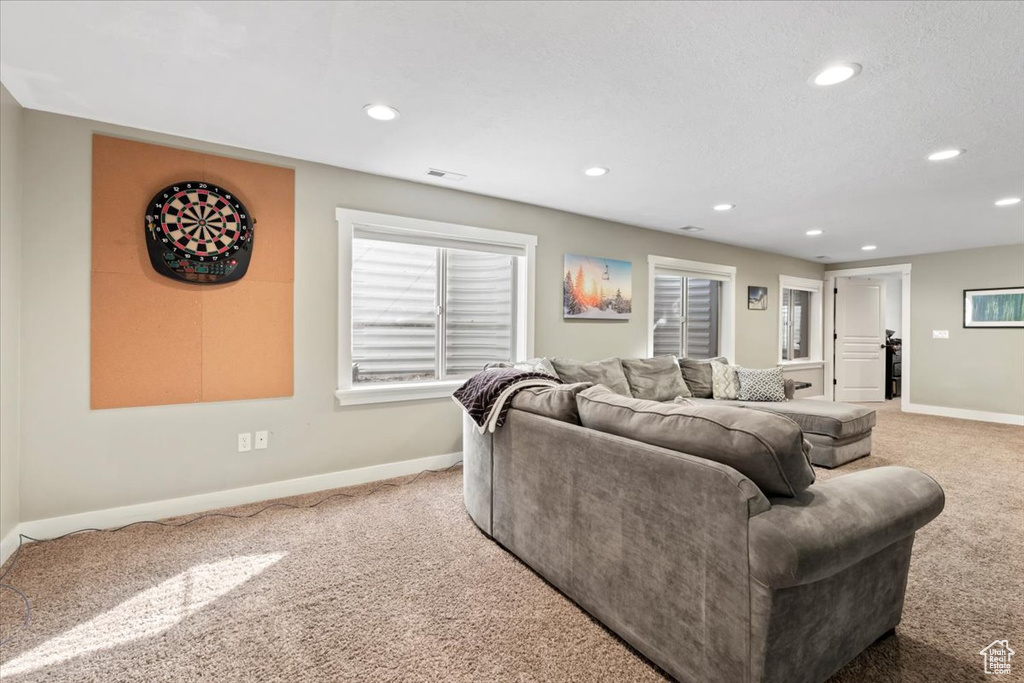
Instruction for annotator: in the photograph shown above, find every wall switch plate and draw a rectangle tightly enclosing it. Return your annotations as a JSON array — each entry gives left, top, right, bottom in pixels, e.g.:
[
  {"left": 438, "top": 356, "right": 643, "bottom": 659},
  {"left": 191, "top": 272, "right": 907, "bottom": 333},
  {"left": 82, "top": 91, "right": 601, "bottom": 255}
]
[
  {"left": 238, "top": 432, "right": 252, "bottom": 452},
  {"left": 255, "top": 430, "right": 268, "bottom": 450},
  {"left": 932, "top": 330, "right": 950, "bottom": 339}
]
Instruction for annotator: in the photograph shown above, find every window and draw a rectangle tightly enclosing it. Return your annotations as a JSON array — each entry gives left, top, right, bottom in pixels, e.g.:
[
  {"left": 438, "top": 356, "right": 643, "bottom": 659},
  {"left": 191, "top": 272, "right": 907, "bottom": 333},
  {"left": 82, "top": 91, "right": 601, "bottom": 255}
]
[
  {"left": 779, "top": 275, "right": 824, "bottom": 364},
  {"left": 653, "top": 275, "right": 721, "bottom": 359},
  {"left": 781, "top": 288, "right": 811, "bottom": 360},
  {"left": 648, "top": 256, "right": 736, "bottom": 361},
  {"left": 337, "top": 209, "right": 536, "bottom": 405},
  {"left": 351, "top": 240, "right": 515, "bottom": 383}
]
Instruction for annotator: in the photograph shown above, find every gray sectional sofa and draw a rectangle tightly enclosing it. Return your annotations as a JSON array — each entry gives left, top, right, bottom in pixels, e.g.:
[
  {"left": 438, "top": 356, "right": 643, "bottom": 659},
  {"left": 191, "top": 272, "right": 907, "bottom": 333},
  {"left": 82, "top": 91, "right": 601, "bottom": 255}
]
[{"left": 463, "top": 381, "right": 944, "bottom": 683}]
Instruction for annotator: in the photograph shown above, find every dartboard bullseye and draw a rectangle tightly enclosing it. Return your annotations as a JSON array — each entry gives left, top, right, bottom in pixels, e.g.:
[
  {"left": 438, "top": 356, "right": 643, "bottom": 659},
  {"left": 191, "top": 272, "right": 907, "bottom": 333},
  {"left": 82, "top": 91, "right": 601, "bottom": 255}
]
[{"left": 145, "top": 181, "right": 255, "bottom": 284}]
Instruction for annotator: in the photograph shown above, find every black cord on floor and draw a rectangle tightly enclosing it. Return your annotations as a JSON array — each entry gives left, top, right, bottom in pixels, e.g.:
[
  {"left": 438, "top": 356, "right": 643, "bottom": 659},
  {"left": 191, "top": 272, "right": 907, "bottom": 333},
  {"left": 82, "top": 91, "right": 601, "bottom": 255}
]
[{"left": 0, "top": 460, "right": 463, "bottom": 646}]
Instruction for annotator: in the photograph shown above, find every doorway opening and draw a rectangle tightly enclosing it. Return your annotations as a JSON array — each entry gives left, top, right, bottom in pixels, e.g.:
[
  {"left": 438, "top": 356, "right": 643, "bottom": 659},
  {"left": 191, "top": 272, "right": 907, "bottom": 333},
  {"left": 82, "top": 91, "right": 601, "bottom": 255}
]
[{"left": 823, "top": 264, "right": 911, "bottom": 410}]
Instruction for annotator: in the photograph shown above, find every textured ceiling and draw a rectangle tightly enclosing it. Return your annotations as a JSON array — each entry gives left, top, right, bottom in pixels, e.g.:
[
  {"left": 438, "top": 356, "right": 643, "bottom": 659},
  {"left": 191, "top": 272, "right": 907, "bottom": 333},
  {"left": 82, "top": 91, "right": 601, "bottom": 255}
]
[{"left": 2, "top": 1, "right": 1022, "bottom": 262}]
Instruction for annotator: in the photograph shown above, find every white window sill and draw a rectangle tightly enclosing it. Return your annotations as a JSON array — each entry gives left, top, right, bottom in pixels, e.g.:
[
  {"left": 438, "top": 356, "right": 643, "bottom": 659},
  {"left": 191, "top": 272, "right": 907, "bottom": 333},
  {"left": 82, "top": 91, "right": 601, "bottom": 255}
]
[
  {"left": 335, "top": 379, "right": 463, "bottom": 406},
  {"left": 777, "top": 360, "right": 825, "bottom": 369}
]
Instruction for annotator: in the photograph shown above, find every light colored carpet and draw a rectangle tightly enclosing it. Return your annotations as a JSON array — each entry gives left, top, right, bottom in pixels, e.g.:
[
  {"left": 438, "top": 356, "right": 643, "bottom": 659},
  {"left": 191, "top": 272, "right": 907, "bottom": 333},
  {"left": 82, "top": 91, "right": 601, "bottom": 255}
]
[{"left": 1, "top": 402, "right": 1021, "bottom": 682}]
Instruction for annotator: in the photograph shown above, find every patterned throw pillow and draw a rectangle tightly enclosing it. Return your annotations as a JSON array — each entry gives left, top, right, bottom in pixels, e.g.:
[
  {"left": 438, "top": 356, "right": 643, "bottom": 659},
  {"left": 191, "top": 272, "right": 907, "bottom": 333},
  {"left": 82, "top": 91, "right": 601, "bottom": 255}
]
[
  {"left": 710, "top": 361, "right": 741, "bottom": 400},
  {"left": 737, "top": 367, "right": 787, "bottom": 402}
]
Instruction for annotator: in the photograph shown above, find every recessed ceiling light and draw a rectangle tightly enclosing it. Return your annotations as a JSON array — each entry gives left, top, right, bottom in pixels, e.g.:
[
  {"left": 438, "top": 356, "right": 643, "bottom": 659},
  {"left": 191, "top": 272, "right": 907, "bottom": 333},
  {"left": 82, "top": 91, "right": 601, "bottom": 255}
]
[
  {"left": 584, "top": 167, "right": 609, "bottom": 177},
  {"left": 363, "top": 104, "right": 400, "bottom": 121},
  {"left": 811, "top": 63, "right": 862, "bottom": 86},
  {"left": 928, "top": 149, "right": 964, "bottom": 161},
  {"left": 861, "top": 245, "right": 877, "bottom": 251},
  {"left": 995, "top": 197, "right": 1021, "bottom": 207},
  {"left": 806, "top": 229, "right": 823, "bottom": 236},
  {"left": 679, "top": 225, "right": 704, "bottom": 232},
  {"left": 713, "top": 204, "right": 735, "bottom": 211}
]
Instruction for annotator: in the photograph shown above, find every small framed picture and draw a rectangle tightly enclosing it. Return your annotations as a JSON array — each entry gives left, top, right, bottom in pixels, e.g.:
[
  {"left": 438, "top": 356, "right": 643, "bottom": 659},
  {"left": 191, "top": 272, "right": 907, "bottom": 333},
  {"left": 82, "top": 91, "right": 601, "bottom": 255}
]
[
  {"left": 748, "top": 286, "right": 768, "bottom": 310},
  {"left": 964, "top": 287, "right": 1024, "bottom": 328}
]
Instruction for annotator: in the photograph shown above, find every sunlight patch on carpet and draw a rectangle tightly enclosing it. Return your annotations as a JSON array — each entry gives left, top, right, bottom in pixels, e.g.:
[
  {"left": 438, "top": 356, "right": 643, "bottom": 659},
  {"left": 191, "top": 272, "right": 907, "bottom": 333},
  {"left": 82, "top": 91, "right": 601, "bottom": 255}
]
[{"left": 2, "top": 553, "right": 285, "bottom": 676}]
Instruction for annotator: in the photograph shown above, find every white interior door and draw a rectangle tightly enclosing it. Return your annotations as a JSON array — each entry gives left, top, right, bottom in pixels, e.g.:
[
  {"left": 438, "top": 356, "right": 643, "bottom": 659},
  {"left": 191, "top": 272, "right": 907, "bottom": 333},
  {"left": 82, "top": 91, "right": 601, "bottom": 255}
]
[{"left": 835, "top": 278, "right": 886, "bottom": 402}]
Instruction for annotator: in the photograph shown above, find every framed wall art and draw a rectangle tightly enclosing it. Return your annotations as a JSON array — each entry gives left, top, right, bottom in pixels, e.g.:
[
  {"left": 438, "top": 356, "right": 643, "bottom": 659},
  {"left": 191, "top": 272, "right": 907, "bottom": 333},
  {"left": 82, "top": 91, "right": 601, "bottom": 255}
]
[
  {"left": 963, "top": 287, "right": 1024, "bottom": 328},
  {"left": 563, "top": 253, "right": 632, "bottom": 320},
  {"left": 748, "top": 286, "right": 768, "bottom": 311}
]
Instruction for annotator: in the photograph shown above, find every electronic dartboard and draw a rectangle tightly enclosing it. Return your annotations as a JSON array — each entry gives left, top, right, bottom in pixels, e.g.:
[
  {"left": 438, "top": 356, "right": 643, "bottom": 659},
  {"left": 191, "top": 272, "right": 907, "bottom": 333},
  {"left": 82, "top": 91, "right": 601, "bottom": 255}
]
[{"left": 145, "top": 181, "right": 255, "bottom": 284}]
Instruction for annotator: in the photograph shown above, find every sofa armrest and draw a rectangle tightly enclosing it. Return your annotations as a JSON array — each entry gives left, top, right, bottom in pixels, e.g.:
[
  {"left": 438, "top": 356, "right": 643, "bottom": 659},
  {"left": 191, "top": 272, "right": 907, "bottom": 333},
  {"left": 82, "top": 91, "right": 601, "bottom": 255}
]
[
  {"left": 748, "top": 466, "right": 944, "bottom": 588},
  {"left": 784, "top": 378, "right": 795, "bottom": 400}
]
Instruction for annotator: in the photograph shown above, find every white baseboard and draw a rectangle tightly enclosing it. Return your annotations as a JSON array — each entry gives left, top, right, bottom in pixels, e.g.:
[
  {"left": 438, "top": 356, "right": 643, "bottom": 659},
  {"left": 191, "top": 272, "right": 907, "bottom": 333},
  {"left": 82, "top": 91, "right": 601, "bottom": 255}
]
[
  {"left": 904, "top": 403, "right": 1024, "bottom": 426},
  {"left": 1, "top": 525, "right": 24, "bottom": 567},
  {"left": 7, "top": 451, "right": 463, "bottom": 557}
]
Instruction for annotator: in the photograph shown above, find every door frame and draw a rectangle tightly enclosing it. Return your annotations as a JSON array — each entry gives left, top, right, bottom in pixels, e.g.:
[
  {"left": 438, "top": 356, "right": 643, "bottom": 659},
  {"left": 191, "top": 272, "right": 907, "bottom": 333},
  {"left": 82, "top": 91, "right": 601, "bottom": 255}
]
[{"left": 824, "top": 263, "right": 911, "bottom": 409}]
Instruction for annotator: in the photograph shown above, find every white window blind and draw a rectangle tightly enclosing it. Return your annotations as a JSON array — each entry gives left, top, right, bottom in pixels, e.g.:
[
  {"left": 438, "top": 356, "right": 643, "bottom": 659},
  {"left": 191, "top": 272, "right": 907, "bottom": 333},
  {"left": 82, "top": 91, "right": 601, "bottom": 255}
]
[
  {"left": 445, "top": 248, "right": 516, "bottom": 376},
  {"left": 352, "top": 239, "right": 438, "bottom": 383},
  {"left": 351, "top": 238, "right": 516, "bottom": 384},
  {"left": 653, "top": 272, "right": 721, "bottom": 359},
  {"left": 781, "top": 288, "right": 811, "bottom": 361}
]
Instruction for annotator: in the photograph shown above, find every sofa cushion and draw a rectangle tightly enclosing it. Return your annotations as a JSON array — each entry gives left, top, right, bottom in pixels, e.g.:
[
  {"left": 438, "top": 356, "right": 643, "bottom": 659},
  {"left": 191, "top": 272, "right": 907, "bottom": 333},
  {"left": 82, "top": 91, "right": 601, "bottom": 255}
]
[
  {"left": 510, "top": 382, "right": 594, "bottom": 424},
  {"left": 551, "top": 357, "right": 632, "bottom": 396},
  {"left": 737, "top": 367, "right": 786, "bottom": 402},
  {"left": 678, "top": 356, "right": 728, "bottom": 398},
  {"left": 730, "top": 399, "right": 877, "bottom": 439},
  {"left": 620, "top": 356, "right": 692, "bottom": 401},
  {"left": 576, "top": 385, "right": 816, "bottom": 497},
  {"left": 711, "top": 361, "right": 741, "bottom": 400}
]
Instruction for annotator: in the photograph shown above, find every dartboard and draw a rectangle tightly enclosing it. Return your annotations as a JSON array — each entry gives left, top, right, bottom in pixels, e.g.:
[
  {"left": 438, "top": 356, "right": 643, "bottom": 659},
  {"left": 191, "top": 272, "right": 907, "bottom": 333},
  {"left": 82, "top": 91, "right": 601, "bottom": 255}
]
[{"left": 145, "top": 181, "right": 255, "bottom": 284}]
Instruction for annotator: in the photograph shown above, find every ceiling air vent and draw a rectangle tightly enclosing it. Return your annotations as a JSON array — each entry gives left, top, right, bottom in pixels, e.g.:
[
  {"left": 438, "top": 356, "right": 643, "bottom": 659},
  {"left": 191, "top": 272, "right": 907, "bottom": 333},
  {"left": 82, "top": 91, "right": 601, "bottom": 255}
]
[
  {"left": 679, "top": 225, "right": 704, "bottom": 232},
  {"left": 815, "top": 255, "right": 830, "bottom": 260},
  {"left": 426, "top": 168, "right": 467, "bottom": 182}
]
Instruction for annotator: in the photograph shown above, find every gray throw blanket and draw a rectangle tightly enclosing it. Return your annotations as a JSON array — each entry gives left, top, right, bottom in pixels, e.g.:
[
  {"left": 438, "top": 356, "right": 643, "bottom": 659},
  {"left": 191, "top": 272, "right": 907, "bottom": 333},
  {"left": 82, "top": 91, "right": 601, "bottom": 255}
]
[{"left": 453, "top": 369, "right": 561, "bottom": 433}]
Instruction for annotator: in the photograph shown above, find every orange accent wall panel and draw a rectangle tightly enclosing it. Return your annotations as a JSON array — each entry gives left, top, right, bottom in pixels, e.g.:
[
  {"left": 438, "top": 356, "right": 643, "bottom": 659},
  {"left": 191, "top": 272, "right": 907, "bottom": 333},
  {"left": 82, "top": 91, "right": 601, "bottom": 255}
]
[{"left": 91, "top": 135, "right": 294, "bottom": 409}]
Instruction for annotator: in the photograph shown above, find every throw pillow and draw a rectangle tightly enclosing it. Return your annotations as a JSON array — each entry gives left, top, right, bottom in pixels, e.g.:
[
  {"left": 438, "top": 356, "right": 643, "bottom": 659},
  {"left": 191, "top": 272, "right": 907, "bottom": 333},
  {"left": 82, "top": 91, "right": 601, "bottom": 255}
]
[
  {"left": 711, "top": 361, "right": 741, "bottom": 400},
  {"left": 550, "top": 357, "right": 632, "bottom": 396},
  {"left": 576, "top": 385, "right": 815, "bottom": 497},
  {"left": 620, "top": 356, "right": 692, "bottom": 401},
  {"left": 679, "top": 356, "right": 729, "bottom": 398},
  {"left": 738, "top": 367, "right": 787, "bottom": 402},
  {"left": 510, "top": 382, "right": 594, "bottom": 424}
]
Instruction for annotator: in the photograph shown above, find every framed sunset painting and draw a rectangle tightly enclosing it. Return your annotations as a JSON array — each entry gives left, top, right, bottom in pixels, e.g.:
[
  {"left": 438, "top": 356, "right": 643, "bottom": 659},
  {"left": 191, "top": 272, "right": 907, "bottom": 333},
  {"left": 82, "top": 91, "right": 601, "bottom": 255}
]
[{"left": 563, "top": 253, "right": 632, "bottom": 320}]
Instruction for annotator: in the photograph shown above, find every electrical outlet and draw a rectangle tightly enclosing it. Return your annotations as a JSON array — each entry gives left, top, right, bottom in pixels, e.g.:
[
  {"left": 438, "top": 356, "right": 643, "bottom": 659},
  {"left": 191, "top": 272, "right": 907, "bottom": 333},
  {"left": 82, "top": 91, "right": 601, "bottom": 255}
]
[
  {"left": 238, "top": 432, "right": 252, "bottom": 452},
  {"left": 932, "top": 330, "right": 949, "bottom": 339},
  {"left": 255, "top": 430, "right": 268, "bottom": 450}
]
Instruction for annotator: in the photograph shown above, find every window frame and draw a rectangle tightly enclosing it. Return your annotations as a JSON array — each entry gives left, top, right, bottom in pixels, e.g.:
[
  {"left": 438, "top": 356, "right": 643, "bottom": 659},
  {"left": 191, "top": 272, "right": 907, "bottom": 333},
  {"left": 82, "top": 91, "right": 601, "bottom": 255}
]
[
  {"left": 778, "top": 274, "right": 824, "bottom": 366},
  {"left": 647, "top": 255, "right": 736, "bottom": 361},
  {"left": 336, "top": 208, "right": 537, "bottom": 406}
]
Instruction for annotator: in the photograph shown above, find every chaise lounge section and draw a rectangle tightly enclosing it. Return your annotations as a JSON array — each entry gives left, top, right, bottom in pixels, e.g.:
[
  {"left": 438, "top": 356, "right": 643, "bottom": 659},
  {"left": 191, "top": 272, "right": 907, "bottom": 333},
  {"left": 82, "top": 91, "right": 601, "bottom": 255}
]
[{"left": 693, "top": 396, "right": 876, "bottom": 468}]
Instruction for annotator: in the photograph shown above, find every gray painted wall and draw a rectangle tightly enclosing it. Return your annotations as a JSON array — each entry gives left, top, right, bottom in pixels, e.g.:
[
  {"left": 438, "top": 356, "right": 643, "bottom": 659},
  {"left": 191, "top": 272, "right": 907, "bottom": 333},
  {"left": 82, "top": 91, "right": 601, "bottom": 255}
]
[
  {"left": 829, "top": 244, "right": 1024, "bottom": 416},
  {"left": 782, "top": 365, "right": 825, "bottom": 398},
  {"left": 0, "top": 84, "right": 23, "bottom": 538},
  {"left": 13, "top": 107, "right": 822, "bottom": 522}
]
